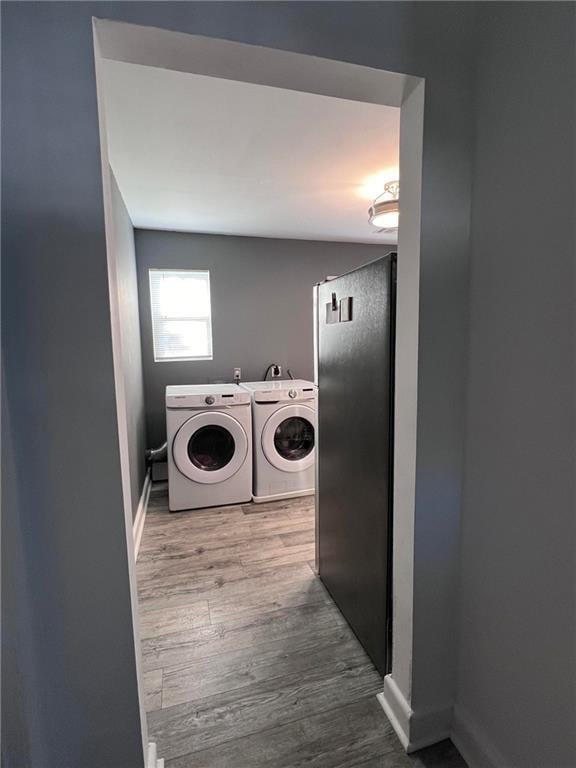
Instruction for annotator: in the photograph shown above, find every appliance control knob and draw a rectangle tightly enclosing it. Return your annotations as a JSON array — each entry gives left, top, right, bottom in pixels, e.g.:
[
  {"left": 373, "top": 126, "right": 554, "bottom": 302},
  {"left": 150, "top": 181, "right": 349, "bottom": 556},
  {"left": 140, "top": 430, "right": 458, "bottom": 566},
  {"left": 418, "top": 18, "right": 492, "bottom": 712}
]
[
  {"left": 205, "top": 395, "right": 216, "bottom": 405},
  {"left": 288, "top": 389, "right": 297, "bottom": 399}
]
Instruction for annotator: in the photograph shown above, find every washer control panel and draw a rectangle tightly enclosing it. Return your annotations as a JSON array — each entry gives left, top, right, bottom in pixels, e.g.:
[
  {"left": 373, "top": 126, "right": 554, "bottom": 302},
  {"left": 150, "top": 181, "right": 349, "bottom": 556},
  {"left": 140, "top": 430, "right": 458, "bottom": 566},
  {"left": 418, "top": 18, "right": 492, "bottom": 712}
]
[
  {"left": 242, "top": 381, "right": 318, "bottom": 404},
  {"left": 166, "top": 385, "right": 251, "bottom": 408}
]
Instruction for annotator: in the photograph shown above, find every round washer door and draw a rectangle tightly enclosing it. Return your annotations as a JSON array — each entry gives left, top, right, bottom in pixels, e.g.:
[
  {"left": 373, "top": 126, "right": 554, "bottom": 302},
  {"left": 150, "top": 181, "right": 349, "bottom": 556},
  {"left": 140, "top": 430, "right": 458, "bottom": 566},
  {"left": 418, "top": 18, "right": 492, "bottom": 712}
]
[
  {"left": 262, "top": 404, "right": 316, "bottom": 472},
  {"left": 173, "top": 411, "right": 248, "bottom": 484}
]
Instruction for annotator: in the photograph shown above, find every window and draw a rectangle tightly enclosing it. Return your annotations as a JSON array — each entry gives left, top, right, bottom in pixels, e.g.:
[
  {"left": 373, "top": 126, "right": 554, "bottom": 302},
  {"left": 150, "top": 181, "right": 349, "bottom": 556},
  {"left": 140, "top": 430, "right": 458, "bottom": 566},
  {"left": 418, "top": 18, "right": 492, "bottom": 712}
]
[{"left": 149, "top": 269, "right": 213, "bottom": 362}]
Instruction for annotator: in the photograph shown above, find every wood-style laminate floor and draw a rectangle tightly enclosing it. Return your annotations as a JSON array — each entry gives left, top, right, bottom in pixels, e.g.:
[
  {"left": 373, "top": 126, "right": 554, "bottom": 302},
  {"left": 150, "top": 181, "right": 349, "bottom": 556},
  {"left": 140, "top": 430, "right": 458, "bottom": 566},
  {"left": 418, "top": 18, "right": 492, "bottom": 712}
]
[{"left": 136, "top": 484, "right": 466, "bottom": 768}]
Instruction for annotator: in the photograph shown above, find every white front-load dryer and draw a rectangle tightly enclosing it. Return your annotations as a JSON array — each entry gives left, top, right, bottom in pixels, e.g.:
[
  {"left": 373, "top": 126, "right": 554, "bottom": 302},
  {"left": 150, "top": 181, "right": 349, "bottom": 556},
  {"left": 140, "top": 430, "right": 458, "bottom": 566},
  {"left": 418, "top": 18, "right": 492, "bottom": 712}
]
[
  {"left": 241, "top": 380, "right": 317, "bottom": 503},
  {"left": 166, "top": 384, "right": 252, "bottom": 512}
]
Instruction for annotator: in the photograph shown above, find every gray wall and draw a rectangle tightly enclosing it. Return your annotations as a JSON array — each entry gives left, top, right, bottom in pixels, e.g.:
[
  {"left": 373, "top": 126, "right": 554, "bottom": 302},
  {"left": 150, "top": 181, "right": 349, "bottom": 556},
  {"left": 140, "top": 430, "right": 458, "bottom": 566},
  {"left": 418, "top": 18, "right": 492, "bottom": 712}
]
[
  {"left": 455, "top": 4, "right": 576, "bottom": 767},
  {"left": 2, "top": 3, "right": 476, "bottom": 765},
  {"left": 135, "top": 229, "right": 386, "bottom": 446},
  {"left": 111, "top": 173, "right": 147, "bottom": 519},
  {"left": 2, "top": 5, "right": 145, "bottom": 766}
]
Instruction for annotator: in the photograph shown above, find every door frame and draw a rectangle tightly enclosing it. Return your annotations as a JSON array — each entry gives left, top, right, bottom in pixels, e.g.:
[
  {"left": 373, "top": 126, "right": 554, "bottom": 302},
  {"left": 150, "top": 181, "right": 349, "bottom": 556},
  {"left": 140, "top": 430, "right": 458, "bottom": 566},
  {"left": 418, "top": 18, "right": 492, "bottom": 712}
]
[{"left": 93, "top": 17, "right": 424, "bottom": 759}]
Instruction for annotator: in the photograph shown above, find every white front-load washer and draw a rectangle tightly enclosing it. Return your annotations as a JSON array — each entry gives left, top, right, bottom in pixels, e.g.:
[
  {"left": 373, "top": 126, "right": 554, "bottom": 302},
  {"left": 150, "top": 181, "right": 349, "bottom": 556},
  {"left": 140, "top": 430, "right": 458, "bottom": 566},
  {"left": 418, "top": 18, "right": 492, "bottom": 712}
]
[
  {"left": 166, "top": 384, "right": 252, "bottom": 512},
  {"left": 241, "top": 380, "right": 317, "bottom": 503}
]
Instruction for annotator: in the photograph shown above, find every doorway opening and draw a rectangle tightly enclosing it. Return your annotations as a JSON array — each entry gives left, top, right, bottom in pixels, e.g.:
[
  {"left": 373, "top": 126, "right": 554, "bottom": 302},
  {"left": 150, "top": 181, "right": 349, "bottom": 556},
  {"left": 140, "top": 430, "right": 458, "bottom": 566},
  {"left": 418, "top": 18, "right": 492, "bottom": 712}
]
[{"left": 94, "top": 18, "right": 433, "bottom": 766}]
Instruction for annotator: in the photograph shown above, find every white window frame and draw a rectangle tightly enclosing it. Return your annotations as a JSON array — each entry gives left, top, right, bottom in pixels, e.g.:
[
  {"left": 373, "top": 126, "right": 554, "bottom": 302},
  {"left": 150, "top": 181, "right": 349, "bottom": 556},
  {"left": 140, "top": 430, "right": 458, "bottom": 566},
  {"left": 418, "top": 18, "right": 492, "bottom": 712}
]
[{"left": 148, "top": 268, "right": 213, "bottom": 362}]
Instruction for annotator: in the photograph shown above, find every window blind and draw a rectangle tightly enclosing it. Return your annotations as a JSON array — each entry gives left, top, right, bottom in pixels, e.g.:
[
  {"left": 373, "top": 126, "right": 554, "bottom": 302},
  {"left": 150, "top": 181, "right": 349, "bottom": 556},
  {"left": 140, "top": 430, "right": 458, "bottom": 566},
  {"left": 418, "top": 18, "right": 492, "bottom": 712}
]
[{"left": 149, "top": 269, "right": 213, "bottom": 362}]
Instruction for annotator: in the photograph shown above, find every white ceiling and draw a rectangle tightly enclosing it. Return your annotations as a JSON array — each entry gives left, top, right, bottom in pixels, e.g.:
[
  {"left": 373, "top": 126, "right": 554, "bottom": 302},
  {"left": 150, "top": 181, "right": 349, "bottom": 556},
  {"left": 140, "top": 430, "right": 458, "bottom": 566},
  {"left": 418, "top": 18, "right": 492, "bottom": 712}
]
[{"left": 102, "top": 60, "right": 400, "bottom": 244}]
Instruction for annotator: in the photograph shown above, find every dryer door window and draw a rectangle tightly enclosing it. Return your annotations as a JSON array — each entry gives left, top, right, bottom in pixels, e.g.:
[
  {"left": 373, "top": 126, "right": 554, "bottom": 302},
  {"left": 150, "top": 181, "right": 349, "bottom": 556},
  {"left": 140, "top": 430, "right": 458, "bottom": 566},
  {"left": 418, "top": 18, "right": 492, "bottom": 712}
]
[
  {"left": 274, "top": 417, "right": 314, "bottom": 461},
  {"left": 188, "top": 425, "right": 235, "bottom": 471},
  {"left": 262, "top": 404, "right": 316, "bottom": 473},
  {"left": 173, "top": 411, "right": 248, "bottom": 484}
]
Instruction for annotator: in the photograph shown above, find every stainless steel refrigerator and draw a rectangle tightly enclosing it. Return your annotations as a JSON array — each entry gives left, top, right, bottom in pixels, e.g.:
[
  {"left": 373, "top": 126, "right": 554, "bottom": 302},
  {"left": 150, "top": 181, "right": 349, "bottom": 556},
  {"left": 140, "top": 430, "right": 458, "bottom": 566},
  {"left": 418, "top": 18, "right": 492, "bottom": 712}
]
[{"left": 314, "top": 253, "right": 396, "bottom": 676}]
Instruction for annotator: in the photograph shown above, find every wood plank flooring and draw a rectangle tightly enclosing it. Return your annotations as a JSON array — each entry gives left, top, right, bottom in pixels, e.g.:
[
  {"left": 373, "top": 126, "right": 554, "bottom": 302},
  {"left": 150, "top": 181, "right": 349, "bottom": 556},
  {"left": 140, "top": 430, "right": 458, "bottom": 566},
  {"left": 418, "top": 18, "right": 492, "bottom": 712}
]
[{"left": 136, "top": 484, "right": 466, "bottom": 768}]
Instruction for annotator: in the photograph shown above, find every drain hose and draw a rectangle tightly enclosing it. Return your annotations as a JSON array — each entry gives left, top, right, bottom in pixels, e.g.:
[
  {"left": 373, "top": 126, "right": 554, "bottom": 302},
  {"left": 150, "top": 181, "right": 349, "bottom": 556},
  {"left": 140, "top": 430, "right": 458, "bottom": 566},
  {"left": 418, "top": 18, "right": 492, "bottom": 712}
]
[{"left": 146, "top": 442, "right": 167, "bottom": 465}]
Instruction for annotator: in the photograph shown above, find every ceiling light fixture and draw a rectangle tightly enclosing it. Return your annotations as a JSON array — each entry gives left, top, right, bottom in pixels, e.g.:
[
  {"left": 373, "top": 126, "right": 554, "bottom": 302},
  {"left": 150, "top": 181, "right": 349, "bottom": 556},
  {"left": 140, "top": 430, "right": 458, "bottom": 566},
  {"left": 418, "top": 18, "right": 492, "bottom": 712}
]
[{"left": 368, "top": 180, "right": 399, "bottom": 230}]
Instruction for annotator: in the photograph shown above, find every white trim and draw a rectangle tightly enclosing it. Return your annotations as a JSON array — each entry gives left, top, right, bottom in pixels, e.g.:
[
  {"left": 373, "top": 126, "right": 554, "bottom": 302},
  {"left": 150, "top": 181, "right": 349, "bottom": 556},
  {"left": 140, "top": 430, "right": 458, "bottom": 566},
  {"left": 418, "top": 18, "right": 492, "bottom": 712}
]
[
  {"left": 252, "top": 488, "right": 315, "bottom": 504},
  {"left": 92, "top": 21, "right": 149, "bottom": 759},
  {"left": 452, "top": 705, "right": 507, "bottom": 768},
  {"left": 378, "top": 676, "right": 412, "bottom": 751},
  {"left": 133, "top": 471, "right": 151, "bottom": 561},
  {"left": 94, "top": 19, "right": 413, "bottom": 107},
  {"left": 389, "top": 76, "right": 424, "bottom": 700},
  {"left": 378, "top": 675, "right": 452, "bottom": 753},
  {"left": 147, "top": 742, "right": 164, "bottom": 768}
]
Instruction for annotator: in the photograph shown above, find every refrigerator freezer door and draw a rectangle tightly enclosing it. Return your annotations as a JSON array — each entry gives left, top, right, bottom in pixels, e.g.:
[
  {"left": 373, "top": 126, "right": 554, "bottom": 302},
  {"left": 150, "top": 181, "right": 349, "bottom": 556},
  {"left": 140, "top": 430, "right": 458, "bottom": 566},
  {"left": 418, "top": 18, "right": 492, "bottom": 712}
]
[{"left": 316, "top": 255, "right": 394, "bottom": 675}]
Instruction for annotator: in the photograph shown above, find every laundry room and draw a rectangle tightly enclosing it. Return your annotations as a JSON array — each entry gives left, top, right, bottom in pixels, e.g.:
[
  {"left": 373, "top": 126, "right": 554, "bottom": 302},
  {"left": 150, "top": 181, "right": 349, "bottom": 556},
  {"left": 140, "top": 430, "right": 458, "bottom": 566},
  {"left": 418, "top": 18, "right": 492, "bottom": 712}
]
[
  {"left": 101, "top": 61, "right": 398, "bottom": 493},
  {"left": 97, "top": 30, "right": 403, "bottom": 760}
]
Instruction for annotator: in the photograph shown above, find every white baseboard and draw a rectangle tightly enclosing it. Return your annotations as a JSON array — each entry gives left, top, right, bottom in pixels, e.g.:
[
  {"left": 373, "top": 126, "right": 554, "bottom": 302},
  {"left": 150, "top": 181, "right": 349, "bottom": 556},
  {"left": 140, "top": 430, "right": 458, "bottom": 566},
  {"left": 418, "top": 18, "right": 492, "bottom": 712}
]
[
  {"left": 452, "top": 704, "right": 507, "bottom": 768},
  {"left": 147, "top": 741, "right": 164, "bottom": 768},
  {"left": 377, "top": 674, "right": 452, "bottom": 753},
  {"left": 377, "top": 676, "right": 411, "bottom": 750},
  {"left": 133, "top": 471, "right": 151, "bottom": 561}
]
